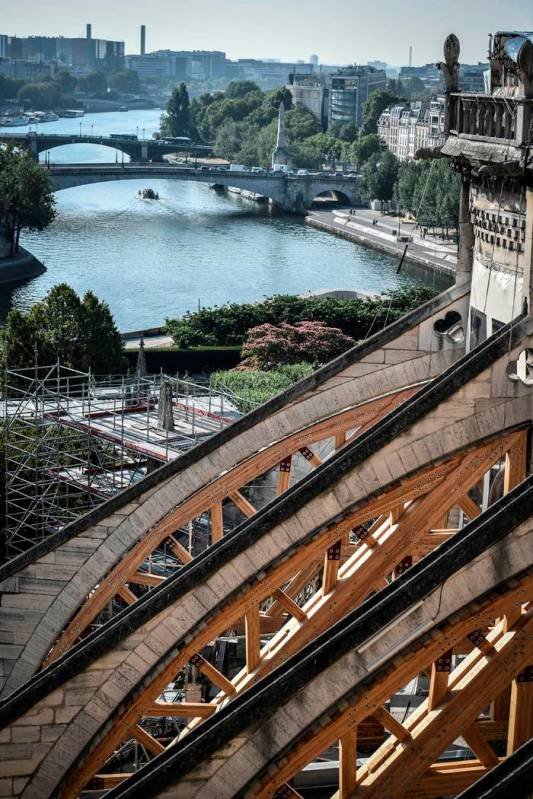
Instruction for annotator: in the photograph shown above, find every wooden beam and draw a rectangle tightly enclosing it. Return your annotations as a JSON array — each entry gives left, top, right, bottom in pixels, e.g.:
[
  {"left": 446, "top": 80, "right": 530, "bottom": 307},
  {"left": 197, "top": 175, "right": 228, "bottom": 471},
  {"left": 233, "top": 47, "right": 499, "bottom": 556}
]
[
  {"left": 131, "top": 724, "right": 165, "bottom": 756},
  {"left": 335, "top": 431, "right": 346, "bottom": 450},
  {"left": 504, "top": 431, "right": 527, "bottom": 495},
  {"left": 210, "top": 502, "right": 224, "bottom": 543},
  {"left": 272, "top": 588, "right": 307, "bottom": 622},
  {"left": 277, "top": 456, "right": 292, "bottom": 496},
  {"left": 117, "top": 585, "right": 138, "bottom": 605},
  {"left": 462, "top": 723, "right": 499, "bottom": 767},
  {"left": 457, "top": 495, "right": 481, "bottom": 520},
  {"left": 322, "top": 539, "right": 342, "bottom": 595},
  {"left": 145, "top": 702, "right": 216, "bottom": 718},
  {"left": 189, "top": 653, "right": 235, "bottom": 696},
  {"left": 245, "top": 604, "right": 261, "bottom": 673},
  {"left": 428, "top": 650, "right": 452, "bottom": 711},
  {"left": 168, "top": 534, "right": 193, "bottom": 563},
  {"left": 507, "top": 667, "right": 533, "bottom": 754},
  {"left": 372, "top": 706, "right": 411, "bottom": 742},
  {"left": 229, "top": 490, "right": 257, "bottom": 518},
  {"left": 298, "top": 446, "right": 322, "bottom": 467},
  {"left": 339, "top": 727, "right": 357, "bottom": 798},
  {"left": 128, "top": 571, "right": 165, "bottom": 587}
]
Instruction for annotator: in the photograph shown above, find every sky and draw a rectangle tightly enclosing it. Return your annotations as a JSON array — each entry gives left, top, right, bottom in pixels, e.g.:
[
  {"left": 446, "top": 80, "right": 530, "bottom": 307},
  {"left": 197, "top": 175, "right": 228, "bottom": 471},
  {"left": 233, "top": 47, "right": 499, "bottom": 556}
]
[{"left": 2, "top": 0, "right": 533, "bottom": 66}]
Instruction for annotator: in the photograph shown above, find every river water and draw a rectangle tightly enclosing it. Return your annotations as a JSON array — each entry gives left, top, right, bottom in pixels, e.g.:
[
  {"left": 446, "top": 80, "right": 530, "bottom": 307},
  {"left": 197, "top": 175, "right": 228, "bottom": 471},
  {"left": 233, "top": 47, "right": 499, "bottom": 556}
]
[{"left": 1, "top": 109, "right": 450, "bottom": 331}]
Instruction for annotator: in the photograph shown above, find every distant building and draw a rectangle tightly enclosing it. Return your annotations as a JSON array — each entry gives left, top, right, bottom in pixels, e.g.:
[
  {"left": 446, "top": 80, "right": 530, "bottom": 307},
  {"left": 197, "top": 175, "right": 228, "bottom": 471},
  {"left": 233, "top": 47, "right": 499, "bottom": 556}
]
[
  {"left": 378, "top": 97, "right": 445, "bottom": 160},
  {"left": 288, "top": 74, "right": 326, "bottom": 125},
  {"left": 399, "top": 63, "right": 443, "bottom": 89},
  {"left": 153, "top": 50, "right": 226, "bottom": 81},
  {"left": 460, "top": 62, "right": 488, "bottom": 92},
  {"left": 328, "top": 66, "right": 387, "bottom": 127},
  {"left": 399, "top": 61, "right": 488, "bottom": 93},
  {"left": 0, "top": 32, "right": 124, "bottom": 73},
  {"left": 288, "top": 64, "right": 387, "bottom": 129},
  {"left": 125, "top": 53, "right": 187, "bottom": 81},
  {"left": 310, "top": 54, "right": 319, "bottom": 65}
]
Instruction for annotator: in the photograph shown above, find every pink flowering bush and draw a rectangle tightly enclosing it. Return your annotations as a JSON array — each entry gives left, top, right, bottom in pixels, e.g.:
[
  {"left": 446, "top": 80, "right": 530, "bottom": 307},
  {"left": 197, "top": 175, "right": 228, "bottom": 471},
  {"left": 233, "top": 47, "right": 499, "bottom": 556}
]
[{"left": 241, "top": 321, "right": 354, "bottom": 369}]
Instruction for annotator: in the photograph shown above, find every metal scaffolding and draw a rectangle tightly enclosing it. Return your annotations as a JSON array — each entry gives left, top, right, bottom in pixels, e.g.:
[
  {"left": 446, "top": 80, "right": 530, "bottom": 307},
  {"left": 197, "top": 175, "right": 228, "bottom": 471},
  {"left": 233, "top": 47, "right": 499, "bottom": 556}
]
[{"left": 2, "top": 362, "right": 249, "bottom": 559}]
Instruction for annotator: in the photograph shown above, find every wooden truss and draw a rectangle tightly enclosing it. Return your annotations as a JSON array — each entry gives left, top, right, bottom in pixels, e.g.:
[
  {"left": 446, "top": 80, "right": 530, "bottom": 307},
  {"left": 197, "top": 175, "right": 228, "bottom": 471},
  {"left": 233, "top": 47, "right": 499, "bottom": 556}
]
[
  {"left": 45, "top": 386, "right": 418, "bottom": 665},
  {"left": 61, "top": 428, "right": 528, "bottom": 798},
  {"left": 252, "top": 576, "right": 533, "bottom": 799}
]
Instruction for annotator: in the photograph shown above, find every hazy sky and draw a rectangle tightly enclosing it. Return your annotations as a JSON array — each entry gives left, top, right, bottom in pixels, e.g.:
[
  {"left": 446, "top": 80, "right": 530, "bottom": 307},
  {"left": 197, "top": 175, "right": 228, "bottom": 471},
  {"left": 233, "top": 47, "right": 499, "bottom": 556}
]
[{"left": 3, "top": 0, "right": 533, "bottom": 66}]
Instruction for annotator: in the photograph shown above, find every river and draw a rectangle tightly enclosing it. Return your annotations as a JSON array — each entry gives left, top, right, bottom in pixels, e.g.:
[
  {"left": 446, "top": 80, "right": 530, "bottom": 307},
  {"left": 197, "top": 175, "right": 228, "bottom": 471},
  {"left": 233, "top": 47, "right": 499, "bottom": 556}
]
[{"left": 0, "top": 108, "right": 450, "bottom": 331}]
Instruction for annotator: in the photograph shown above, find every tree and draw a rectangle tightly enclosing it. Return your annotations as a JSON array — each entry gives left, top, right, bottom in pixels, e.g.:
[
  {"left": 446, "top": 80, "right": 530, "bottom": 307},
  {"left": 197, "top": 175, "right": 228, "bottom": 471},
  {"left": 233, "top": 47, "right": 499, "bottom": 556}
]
[
  {"left": 225, "top": 80, "right": 261, "bottom": 99},
  {"left": 351, "top": 133, "right": 383, "bottom": 168},
  {"left": 109, "top": 69, "right": 141, "bottom": 94},
  {"left": 361, "top": 89, "right": 404, "bottom": 135},
  {"left": 54, "top": 69, "right": 77, "bottom": 94},
  {"left": 241, "top": 321, "right": 355, "bottom": 369},
  {"left": 266, "top": 86, "right": 293, "bottom": 111},
  {"left": 85, "top": 71, "right": 107, "bottom": 94},
  {"left": 394, "top": 160, "right": 423, "bottom": 216},
  {"left": 2, "top": 284, "right": 125, "bottom": 373},
  {"left": 161, "top": 82, "right": 194, "bottom": 138},
  {"left": 359, "top": 151, "right": 399, "bottom": 208},
  {"left": 329, "top": 121, "right": 358, "bottom": 142},
  {"left": 0, "top": 146, "right": 56, "bottom": 256},
  {"left": 0, "top": 74, "right": 24, "bottom": 100},
  {"left": 17, "top": 81, "right": 62, "bottom": 110}
]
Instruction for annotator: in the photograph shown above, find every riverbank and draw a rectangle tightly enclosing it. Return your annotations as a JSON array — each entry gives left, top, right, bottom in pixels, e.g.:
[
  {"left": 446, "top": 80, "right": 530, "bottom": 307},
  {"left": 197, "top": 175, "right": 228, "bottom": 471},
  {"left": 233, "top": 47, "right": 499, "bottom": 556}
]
[
  {"left": 0, "top": 247, "right": 46, "bottom": 285},
  {"left": 306, "top": 209, "right": 457, "bottom": 278}
]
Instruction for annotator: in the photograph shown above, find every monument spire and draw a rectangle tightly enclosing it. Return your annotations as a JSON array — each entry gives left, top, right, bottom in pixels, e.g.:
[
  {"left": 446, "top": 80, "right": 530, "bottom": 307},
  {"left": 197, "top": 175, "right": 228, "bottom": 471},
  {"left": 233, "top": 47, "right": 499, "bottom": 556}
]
[{"left": 271, "top": 101, "right": 292, "bottom": 169}]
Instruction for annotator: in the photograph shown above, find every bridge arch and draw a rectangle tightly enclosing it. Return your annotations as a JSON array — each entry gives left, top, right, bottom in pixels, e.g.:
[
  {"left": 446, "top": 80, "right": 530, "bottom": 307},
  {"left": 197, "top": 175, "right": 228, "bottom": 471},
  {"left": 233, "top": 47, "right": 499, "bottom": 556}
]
[
  {"left": 311, "top": 188, "right": 353, "bottom": 207},
  {"left": 38, "top": 142, "right": 133, "bottom": 163}
]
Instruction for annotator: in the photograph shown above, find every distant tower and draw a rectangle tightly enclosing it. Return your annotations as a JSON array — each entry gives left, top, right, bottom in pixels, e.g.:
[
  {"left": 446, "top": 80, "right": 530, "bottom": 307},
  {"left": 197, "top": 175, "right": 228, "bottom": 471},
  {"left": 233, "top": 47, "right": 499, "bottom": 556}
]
[
  {"left": 271, "top": 102, "right": 292, "bottom": 169},
  {"left": 310, "top": 54, "right": 319, "bottom": 66},
  {"left": 409, "top": 45, "right": 413, "bottom": 67},
  {"left": 140, "top": 25, "right": 146, "bottom": 55},
  {"left": 86, "top": 23, "right": 92, "bottom": 40}
]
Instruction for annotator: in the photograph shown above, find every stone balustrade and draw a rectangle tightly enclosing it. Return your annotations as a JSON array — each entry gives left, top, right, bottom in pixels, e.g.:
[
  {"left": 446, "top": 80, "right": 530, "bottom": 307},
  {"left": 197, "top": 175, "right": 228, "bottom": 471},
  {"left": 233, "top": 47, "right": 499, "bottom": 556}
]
[{"left": 448, "top": 92, "right": 533, "bottom": 146}]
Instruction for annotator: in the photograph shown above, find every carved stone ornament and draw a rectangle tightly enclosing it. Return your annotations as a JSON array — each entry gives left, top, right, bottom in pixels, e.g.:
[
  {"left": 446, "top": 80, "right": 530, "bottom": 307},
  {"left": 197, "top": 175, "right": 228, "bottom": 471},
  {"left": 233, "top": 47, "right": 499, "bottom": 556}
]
[{"left": 438, "top": 33, "right": 461, "bottom": 92}]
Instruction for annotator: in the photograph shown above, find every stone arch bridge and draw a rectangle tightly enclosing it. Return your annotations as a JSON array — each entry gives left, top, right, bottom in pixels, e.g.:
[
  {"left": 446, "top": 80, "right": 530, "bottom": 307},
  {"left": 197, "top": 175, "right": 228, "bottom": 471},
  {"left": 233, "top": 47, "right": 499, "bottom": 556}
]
[
  {"left": 0, "top": 131, "right": 212, "bottom": 163},
  {"left": 46, "top": 162, "right": 359, "bottom": 213}
]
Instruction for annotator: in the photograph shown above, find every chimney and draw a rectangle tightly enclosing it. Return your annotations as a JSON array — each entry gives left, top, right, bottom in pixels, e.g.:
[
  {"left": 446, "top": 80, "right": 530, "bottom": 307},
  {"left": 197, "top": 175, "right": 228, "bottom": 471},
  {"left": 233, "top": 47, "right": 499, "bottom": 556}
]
[
  {"left": 140, "top": 25, "right": 146, "bottom": 55},
  {"left": 86, "top": 23, "right": 92, "bottom": 39}
]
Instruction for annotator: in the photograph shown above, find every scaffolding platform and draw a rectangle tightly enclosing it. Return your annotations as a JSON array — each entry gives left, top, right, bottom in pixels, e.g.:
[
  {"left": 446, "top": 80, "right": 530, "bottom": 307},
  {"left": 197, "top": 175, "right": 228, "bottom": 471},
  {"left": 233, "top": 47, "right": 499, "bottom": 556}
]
[{"left": 2, "top": 364, "right": 249, "bottom": 558}]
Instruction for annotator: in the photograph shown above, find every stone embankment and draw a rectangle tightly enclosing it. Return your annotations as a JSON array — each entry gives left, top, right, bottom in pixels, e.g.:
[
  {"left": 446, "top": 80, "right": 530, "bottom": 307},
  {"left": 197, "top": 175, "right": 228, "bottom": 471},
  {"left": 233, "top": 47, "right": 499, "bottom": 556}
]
[
  {"left": 306, "top": 208, "right": 457, "bottom": 277},
  {"left": 0, "top": 247, "right": 46, "bottom": 285}
]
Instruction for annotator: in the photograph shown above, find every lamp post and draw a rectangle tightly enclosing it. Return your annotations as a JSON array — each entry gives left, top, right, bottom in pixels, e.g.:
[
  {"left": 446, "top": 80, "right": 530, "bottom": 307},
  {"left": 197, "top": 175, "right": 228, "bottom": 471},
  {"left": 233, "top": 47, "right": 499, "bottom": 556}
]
[{"left": 142, "top": 127, "right": 146, "bottom": 141}]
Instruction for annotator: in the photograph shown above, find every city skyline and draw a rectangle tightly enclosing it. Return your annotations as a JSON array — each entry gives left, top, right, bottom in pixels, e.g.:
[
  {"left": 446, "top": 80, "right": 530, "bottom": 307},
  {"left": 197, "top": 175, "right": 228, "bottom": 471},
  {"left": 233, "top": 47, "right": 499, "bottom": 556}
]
[{"left": 3, "top": 0, "right": 533, "bottom": 66}]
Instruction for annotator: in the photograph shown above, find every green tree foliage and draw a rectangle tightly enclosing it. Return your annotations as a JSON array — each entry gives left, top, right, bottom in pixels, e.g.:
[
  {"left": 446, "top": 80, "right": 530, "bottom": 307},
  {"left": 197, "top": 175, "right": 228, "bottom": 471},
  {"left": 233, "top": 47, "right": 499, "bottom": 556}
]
[
  {"left": 165, "top": 287, "right": 437, "bottom": 349},
  {"left": 109, "top": 69, "right": 141, "bottom": 94},
  {"left": 395, "top": 159, "right": 460, "bottom": 232},
  {"left": 351, "top": 133, "right": 384, "bottom": 167},
  {"left": 359, "top": 150, "right": 399, "bottom": 206},
  {"left": 329, "top": 121, "right": 358, "bottom": 142},
  {"left": 0, "top": 146, "right": 56, "bottom": 256},
  {"left": 225, "top": 80, "right": 261, "bottom": 99},
  {"left": 361, "top": 89, "right": 404, "bottom": 135},
  {"left": 2, "top": 284, "right": 125, "bottom": 373},
  {"left": 85, "top": 71, "right": 108, "bottom": 94},
  {"left": 54, "top": 69, "right": 77, "bottom": 94},
  {"left": 0, "top": 74, "right": 25, "bottom": 100},
  {"left": 161, "top": 82, "right": 195, "bottom": 138},
  {"left": 17, "top": 81, "right": 62, "bottom": 110}
]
